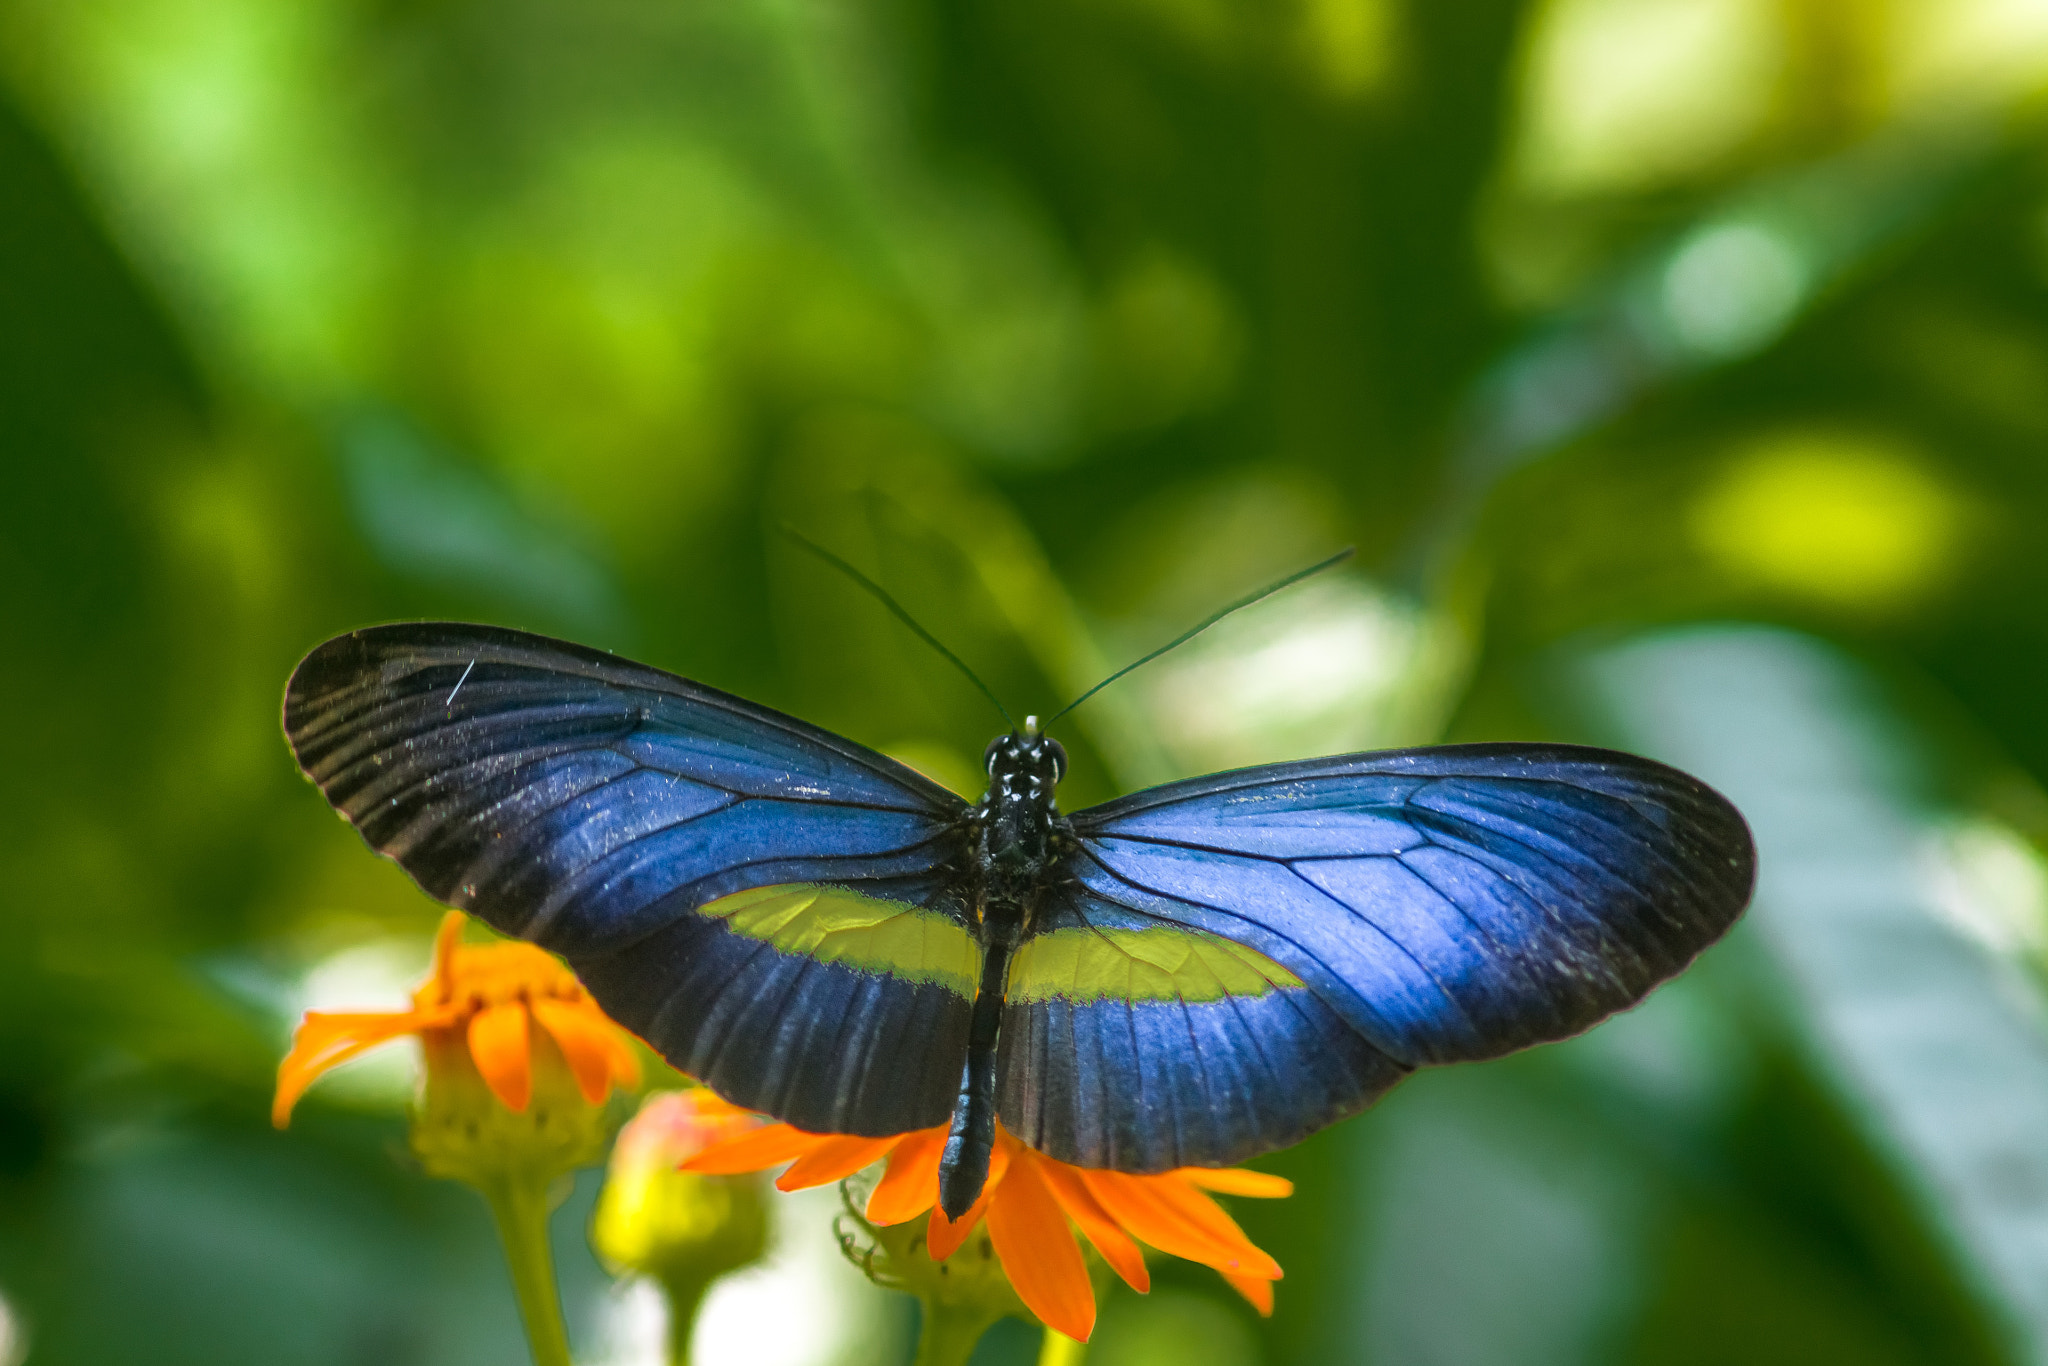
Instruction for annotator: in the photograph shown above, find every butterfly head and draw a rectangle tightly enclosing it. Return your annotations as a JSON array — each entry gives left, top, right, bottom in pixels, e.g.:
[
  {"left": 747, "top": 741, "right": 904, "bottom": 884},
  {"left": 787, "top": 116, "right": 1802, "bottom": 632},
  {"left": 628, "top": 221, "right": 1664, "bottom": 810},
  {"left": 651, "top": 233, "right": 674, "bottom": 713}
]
[{"left": 982, "top": 715, "right": 1068, "bottom": 796}]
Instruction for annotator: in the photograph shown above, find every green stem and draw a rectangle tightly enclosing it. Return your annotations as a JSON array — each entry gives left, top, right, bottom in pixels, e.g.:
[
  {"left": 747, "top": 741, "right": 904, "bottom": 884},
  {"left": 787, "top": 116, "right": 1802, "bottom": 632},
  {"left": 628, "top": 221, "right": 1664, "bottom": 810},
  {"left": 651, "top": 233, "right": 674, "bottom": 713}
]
[
  {"left": 480, "top": 1176, "right": 574, "bottom": 1366},
  {"left": 912, "top": 1299, "right": 1001, "bottom": 1366},
  {"left": 1038, "top": 1327, "right": 1088, "bottom": 1366},
  {"left": 660, "top": 1274, "right": 713, "bottom": 1366}
]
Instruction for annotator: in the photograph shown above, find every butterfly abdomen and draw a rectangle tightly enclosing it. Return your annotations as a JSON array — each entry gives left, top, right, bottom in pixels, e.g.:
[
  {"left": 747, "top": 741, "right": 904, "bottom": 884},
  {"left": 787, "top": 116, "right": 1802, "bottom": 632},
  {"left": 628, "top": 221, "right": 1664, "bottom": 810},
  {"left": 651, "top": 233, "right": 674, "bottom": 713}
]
[{"left": 938, "top": 935, "right": 1015, "bottom": 1219}]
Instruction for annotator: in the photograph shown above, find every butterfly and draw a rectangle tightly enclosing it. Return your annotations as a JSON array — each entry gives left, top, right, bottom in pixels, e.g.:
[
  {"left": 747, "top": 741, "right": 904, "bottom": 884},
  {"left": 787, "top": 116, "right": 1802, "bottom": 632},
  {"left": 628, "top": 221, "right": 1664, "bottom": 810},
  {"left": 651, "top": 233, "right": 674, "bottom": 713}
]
[{"left": 284, "top": 622, "right": 1754, "bottom": 1217}]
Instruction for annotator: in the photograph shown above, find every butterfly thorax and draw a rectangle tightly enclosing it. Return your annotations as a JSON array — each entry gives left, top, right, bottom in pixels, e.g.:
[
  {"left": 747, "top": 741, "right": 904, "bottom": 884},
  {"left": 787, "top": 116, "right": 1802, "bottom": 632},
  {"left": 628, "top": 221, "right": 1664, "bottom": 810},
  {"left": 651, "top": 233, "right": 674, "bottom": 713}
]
[{"left": 967, "top": 723, "right": 1073, "bottom": 941}]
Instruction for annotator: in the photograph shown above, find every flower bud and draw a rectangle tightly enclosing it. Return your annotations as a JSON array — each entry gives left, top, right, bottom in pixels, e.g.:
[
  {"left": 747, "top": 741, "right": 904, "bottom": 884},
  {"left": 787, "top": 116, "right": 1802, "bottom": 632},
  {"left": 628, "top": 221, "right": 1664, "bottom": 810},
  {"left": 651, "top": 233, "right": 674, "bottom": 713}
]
[{"left": 592, "top": 1089, "right": 771, "bottom": 1284}]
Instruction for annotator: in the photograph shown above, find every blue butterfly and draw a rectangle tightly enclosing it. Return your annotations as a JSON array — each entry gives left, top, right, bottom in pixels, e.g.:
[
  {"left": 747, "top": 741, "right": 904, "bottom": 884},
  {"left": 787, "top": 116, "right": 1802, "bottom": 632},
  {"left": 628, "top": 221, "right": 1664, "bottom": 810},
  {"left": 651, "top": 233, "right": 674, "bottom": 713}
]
[{"left": 284, "top": 622, "right": 1754, "bottom": 1217}]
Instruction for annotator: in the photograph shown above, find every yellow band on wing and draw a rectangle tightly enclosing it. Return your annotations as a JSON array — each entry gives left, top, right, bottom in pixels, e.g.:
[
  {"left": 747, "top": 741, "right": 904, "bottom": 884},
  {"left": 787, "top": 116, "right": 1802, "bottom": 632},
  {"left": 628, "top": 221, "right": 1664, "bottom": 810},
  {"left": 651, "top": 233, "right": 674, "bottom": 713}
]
[
  {"left": 699, "top": 883, "right": 980, "bottom": 996},
  {"left": 1007, "top": 926, "right": 1303, "bottom": 1004}
]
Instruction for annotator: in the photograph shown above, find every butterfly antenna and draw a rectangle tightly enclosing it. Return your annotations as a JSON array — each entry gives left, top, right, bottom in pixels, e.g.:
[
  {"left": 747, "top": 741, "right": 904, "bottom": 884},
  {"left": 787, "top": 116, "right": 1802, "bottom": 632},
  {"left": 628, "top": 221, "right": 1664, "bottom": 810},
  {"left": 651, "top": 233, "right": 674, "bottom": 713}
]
[
  {"left": 780, "top": 525, "right": 1016, "bottom": 730},
  {"left": 1046, "top": 546, "right": 1355, "bottom": 726}
]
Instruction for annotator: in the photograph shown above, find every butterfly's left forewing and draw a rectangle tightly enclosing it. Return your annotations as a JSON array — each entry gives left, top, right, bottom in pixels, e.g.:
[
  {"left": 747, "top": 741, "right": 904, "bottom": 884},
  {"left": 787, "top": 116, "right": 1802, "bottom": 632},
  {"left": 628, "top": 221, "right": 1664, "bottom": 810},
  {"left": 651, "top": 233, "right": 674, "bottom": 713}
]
[
  {"left": 285, "top": 623, "right": 979, "bottom": 1136},
  {"left": 998, "top": 743, "right": 1755, "bottom": 1172}
]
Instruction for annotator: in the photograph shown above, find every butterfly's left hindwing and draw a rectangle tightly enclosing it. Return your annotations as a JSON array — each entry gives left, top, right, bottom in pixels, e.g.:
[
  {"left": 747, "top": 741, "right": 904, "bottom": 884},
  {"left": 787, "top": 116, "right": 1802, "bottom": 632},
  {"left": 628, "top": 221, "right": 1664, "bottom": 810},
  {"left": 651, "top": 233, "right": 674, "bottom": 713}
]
[
  {"left": 284, "top": 623, "right": 978, "bottom": 1136},
  {"left": 998, "top": 744, "right": 1755, "bottom": 1172}
]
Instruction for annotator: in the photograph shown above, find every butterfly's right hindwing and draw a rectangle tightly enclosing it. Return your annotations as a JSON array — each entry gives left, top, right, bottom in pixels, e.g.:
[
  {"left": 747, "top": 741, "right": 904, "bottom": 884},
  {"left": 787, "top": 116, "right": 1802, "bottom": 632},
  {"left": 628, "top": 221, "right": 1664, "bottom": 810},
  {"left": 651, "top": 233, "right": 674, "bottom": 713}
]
[{"left": 284, "top": 623, "right": 978, "bottom": 1136}]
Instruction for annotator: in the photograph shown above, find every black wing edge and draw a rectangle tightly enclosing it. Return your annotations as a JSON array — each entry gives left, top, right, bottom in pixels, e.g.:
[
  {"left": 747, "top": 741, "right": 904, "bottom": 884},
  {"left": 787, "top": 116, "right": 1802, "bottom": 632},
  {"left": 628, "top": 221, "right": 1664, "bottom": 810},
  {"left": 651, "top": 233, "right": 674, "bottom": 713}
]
[{"left": 280, "top": 620, "right": 970, "bottom": 815}]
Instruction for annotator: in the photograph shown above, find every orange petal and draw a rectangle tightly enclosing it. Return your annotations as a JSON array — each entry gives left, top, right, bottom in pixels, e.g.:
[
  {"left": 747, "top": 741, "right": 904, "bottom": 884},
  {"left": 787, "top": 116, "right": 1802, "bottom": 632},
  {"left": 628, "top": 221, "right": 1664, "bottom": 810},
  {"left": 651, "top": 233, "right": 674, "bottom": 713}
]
[
  {"left": 682, "top": 1122, "right": 829, "bottom": 1174},
  {"left": 1079, "top": 1171, "right": 1280, "bottom": 1280},
  {"left": 530, "top": 997, "right": 638, "bottom": 1104},
  {"left": 607, "top": 1038, "right": 643, "bottom": 1088},
  {"left": 1175, "top": 1167, "right": 1293, "bottom": 1199},
  {"left": 272, "top": 1010, "right": 427, "bottom": 1127},
  {"left": 1222, "top": 1271, "right": 1275, "bottom": 1316},
  {"left": 467, "top": 1001, "right": 533, "bottom": 1111},
  {"left": 926, "top": 1141, "right": 1012, "bottom": 1261},
  {"left": 777, "top": 1134, "right": 900, "bottom": 1191},
  {"left": 867, "top": 1126, "right": 947, "bottom": 1225},
  {"left": 427, "top": 911, "right": 465, "bottom": 1003},
  {"left": 1142, "top": 1174, "right": 1282, "bottom": 1276},
  {"left": 1038, "top": 1160, "right": 1149, "bottom": 1292},
  {"left": 684, "top": 1089, "right": 759, "bottom": 1120},
  {"left": 986, "top": 1154, "right": 1096, "bottom": 1342}
]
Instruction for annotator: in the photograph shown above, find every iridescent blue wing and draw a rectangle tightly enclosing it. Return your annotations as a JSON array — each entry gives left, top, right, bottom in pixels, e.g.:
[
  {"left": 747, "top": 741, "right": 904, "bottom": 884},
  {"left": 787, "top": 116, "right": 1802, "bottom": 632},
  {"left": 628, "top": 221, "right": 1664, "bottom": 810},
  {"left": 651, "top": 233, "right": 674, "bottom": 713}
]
[
  {"left": 284, "top": 623, "right": 978, "bottom": 1136},
  {"left": 998, "top": 744, "right": 1754, "bottom": 1171}
]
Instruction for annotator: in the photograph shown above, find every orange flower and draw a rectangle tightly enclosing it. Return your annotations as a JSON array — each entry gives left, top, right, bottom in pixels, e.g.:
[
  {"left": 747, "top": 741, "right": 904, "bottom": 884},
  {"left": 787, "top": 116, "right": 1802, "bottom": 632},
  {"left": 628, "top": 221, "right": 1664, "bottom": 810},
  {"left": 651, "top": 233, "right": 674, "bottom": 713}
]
[
  {"left": 273, "top": 911, "right": 640, "bottom": 1127},
  {"left": 683, "top": 1117, "right": 1290, "bottom": 1342}
]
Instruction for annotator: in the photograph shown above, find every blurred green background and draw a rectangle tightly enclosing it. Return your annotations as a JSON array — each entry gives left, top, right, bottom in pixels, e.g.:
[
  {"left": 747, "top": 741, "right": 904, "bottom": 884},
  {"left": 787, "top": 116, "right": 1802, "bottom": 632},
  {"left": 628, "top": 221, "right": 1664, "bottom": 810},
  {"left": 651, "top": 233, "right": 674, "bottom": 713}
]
[{"left": 11, "top": 0, "right": 2048, "bottom": 1362}]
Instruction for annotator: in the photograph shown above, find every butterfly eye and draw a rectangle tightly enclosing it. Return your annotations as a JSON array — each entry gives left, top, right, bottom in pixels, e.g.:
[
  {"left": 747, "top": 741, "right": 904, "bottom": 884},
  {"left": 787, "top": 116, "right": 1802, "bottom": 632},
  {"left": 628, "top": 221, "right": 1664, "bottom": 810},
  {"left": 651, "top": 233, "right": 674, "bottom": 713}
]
[
  {"left": 1046, "top": 738, "right": 1068, "bottom": 783},
  {"left": 983, "top": 736, "right": 1005, "bottom": 775}
]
